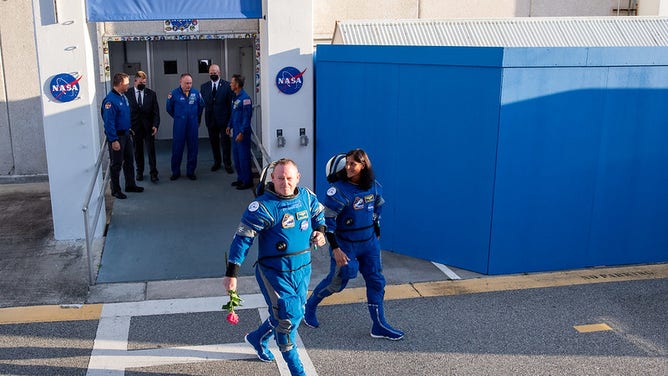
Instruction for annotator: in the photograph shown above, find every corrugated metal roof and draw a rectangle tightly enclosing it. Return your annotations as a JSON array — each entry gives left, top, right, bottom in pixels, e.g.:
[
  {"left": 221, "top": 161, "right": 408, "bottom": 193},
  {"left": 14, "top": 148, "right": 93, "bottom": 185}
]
[{"left": 332, "top": 17, "right": 668, "bottom": 47}]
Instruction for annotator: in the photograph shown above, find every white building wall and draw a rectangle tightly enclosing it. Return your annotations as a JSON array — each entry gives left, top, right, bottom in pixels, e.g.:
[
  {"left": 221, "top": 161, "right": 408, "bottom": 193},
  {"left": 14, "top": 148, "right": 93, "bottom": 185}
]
[
  {"left": 0, "top": 0, "right": 47, "bottom": 176},
  {"left": 639, "top": 0, "right": 668, "bottom": 15},
  {"left": 314, "top": 1, "right": 642, "bottom": 44}
]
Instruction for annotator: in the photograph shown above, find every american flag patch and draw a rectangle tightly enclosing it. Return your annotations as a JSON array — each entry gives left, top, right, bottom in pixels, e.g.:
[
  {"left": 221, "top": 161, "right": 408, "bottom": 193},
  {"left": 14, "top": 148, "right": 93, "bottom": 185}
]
[{"left": 243, "top": 98, "right": 251, "bottom": 105}]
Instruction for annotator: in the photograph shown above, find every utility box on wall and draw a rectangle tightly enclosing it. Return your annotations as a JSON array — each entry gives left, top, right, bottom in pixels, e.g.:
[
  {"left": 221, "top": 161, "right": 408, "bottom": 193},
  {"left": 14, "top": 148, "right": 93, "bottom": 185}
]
[{"left": 315, "top": 44, "right": 668, "bottom": 274}]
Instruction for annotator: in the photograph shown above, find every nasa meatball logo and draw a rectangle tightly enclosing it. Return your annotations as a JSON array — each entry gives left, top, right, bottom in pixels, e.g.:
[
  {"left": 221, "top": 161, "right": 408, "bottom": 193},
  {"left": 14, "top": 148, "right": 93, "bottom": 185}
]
[
  {"left": 275, "top": 66, "right": 305, "bottom": 95},
  {"left": 248, "top": 201, "right": 260, "bottom": 212},
  {"left": 50, "top": 73, "right": 82, "bottom": 102}
]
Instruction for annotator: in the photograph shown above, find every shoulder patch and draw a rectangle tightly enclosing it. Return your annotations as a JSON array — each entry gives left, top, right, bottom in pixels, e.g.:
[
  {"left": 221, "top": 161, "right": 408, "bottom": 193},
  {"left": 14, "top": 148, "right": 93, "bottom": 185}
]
[
  {"left": 248, "top": 201, "right": 260, "bottom": 212},
  {"left": 327, "top": 187, "right": 337, "bottom": 196},
  {"left": 167, "top": 93, "right": 172, "bottom": 99},
  {"left": 104, "top": 102, "right": 112, "bottom": 110},
  {"left": 243, "top": 98, "right": 251, "bottom": 105}
]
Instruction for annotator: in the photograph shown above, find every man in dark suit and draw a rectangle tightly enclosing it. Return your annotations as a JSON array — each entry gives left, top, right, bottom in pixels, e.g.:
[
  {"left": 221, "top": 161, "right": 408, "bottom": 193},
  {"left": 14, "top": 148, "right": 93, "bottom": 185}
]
[
  {"left": 200, "top": 64, "right": 234, "bottom": 173},
  {"left": 126, "top": 71, "right": 160, "bottom": 182}
]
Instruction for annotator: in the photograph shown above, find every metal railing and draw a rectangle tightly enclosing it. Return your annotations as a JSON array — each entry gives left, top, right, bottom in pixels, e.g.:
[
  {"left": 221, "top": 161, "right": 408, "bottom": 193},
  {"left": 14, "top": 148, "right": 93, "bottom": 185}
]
[
  {"left": 250, "top": 104, "right": 272, "bottom": 174},
  {"left": 81, "top": 136, "right": 110, "bottom": 286}
]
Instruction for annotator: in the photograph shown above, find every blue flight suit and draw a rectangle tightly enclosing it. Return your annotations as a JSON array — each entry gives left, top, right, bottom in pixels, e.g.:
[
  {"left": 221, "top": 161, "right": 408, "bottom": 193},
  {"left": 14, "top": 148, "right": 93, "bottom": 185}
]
[
  {"left": 228, "top": 185, "right": 325, "bottom": 376},
  {"left": 101, "top": 89, "right": 137, "bottom": 195},
  {"left": 314, "top": 180, "right": 386, "bottom": 305},
  {"left": 229, "top": 89, "right": 253, "bottom": 185},
  {"left": 305, "top": 178, "right": 404, "bottom": 339},
  {"left": 166, "top": 87, "right": 204, "bottom": 177}
]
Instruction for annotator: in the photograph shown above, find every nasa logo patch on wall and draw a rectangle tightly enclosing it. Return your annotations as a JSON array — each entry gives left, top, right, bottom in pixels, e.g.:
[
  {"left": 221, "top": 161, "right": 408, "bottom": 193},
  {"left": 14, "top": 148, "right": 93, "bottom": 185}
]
[
  {"left": 275, "top": 66, "right": 305, "bottom": 95},
  {"left": 50, "top": 73, "right": 82, "bottom": 103}
]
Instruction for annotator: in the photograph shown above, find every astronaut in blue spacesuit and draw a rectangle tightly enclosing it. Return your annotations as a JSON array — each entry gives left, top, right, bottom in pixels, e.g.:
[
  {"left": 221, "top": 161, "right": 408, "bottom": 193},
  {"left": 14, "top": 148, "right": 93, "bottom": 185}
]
[
  {"left": 223, "top": 159, "right": 326, "bottom": 376},
  {"left": 304, "top": 149, "right": 404, "bottom": 340},
  {"left": 226, "top": 74, "right": 254, "bottom": 190},
  {"left": 166, "top": 73, "right": 204, "bottom": 180}
]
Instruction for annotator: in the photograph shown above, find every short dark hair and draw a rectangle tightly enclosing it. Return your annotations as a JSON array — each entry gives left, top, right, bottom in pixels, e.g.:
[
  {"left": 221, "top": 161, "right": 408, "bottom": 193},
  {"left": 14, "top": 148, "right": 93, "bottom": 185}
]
[
  {"left": 232, "top": 74, "right": 245, "bottom": 88},
  {"left": 180, "top": 73, "right": 192, "bottom": 80},
  {"left": 112, "top": 73, "right": 129, "bottom": 87}
]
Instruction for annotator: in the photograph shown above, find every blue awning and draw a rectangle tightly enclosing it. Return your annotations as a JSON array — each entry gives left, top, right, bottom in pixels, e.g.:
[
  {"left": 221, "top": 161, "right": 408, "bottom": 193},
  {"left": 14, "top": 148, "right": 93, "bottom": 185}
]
[{"left": 86, "top": 0, "right": 262, "bottom": 21}]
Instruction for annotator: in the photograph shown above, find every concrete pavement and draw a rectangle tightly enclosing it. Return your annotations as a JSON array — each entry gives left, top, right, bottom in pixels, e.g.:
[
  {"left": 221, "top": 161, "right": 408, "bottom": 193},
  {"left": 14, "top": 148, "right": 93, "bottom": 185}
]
[{"left": 1, "top": 181, "right": 667, "bottom": 375}]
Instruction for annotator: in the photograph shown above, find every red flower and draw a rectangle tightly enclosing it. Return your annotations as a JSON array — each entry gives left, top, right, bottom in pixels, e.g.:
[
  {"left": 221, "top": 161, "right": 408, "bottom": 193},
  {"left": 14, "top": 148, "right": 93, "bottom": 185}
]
[
  {"left": 222, "top": 289, "right": 243, "bottom": 325},
  {"left": 226, "top": 311, "right": 239, "bottom": 325}
]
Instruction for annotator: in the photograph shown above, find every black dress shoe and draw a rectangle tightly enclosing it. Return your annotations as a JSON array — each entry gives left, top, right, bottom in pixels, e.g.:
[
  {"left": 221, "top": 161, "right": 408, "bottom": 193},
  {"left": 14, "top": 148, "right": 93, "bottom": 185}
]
[
  {"left": 112, "top": 191, "right": 127, "bottom": 199},
  {"left": 187, "top": 174, "right": 197, "bottom": 180},
  {"left": 126, "top": 186, "right": 144, "bottom": 192},
  {"left": 150, "top": 174, "right": 159, "bottom": 182},
  {"left": 231, "top": 181, "right": 241, "bottom": 186},
  {"left": 170, "top": 174, "right": 180, "bottom": 181},
  {"left": 236, "top": 183, "right": 253, "bottom": 190},
  {"left": 211, "top": 164, "right": 221, "bottom": 172},
  {"left": 225, "top": 166, "right": 234, "bottom": 174},
  {"left": 136, "top": 174, "right": 143, "bottom": 181}
]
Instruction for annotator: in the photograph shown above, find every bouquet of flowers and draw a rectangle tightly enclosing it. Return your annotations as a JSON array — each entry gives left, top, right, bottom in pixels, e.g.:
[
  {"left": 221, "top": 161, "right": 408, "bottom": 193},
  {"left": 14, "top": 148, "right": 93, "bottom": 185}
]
[{"left": 222, "top": 289, "right": 243, "bottom": 324}]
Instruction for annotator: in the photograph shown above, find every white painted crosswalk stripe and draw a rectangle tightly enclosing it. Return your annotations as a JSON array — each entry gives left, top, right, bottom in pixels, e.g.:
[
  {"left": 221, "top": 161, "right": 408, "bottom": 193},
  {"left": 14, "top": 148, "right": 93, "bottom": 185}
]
[{"left": 86, "top": 294, "right": 316, "bottom": 375}]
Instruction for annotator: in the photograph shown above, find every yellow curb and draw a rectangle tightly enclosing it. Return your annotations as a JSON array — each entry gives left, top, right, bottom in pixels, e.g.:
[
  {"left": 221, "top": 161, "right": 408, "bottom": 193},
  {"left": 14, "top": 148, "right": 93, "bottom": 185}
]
[
  {"left": 312, "top": 264, "right": 667, "bottom": 305},
  {"left": 574, "top": 323, "right": 613, "bottom": 333},
  {"left": 317, "top": 284, "right": 421, "bottom": 306},
  {"left": 0, "top": 304, "right": 103, "bottom": 325},
  {"left": 413, "top": 263, "right": 668, "bottom": 298}
]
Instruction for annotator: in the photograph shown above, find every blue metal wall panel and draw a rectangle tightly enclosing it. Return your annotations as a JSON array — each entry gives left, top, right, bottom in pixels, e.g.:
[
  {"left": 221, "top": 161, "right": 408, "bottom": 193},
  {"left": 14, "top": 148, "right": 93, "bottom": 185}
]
[
  {"left": 86, "top": 0, "right": 262, "bottom": 21},
  {"left": 490, "top": 59, "right": 668, "bottom": 274},
  {"left": 315, "top": 45, "right": 502, "bottom": 273},
  {"left": 315, "top": 45, "right": 668, "bottom": 275}
]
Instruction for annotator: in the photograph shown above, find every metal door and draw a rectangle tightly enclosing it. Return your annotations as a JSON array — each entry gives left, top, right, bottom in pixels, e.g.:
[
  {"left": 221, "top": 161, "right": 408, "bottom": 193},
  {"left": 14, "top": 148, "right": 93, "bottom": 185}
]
[{"left": 150, "top": 40, "right": 224, "bottom": 139}]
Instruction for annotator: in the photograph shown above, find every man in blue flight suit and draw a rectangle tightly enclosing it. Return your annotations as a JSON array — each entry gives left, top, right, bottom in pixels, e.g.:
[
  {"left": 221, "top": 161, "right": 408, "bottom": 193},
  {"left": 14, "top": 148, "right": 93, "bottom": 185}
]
[
  {"left": 226, "top": 74, "right": 254, "bottom": 190},
  {"left": 101, "top": 72, "right": 143, "bottom": 199},
  {"left": 223, "top": 159, "right": 326, "bottom": 376},
  {"left": 166, "top": 73, "right": 204, "bottom": 180}
]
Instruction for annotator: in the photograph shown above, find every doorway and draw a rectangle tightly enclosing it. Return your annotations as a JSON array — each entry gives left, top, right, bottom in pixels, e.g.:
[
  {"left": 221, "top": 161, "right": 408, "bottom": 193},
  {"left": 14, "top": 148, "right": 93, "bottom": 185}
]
[{"left": 107, "top": 38, "right": 257, "bottom": 140}]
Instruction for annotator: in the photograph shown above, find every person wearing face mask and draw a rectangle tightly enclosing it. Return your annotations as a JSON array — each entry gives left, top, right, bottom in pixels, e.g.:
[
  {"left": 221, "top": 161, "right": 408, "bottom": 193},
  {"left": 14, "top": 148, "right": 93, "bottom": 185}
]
[
  {"left": 200, "top": 64, "right": 234, "bottom": 173},
  {"left": 223, "top": 158, "right": 326, "bottom": 376},
  {"left": 303, "top": 149, "right": 405, "bottom": 340},
  {"left": 126, "top": 71, "right": 160, "bottom": 183}
]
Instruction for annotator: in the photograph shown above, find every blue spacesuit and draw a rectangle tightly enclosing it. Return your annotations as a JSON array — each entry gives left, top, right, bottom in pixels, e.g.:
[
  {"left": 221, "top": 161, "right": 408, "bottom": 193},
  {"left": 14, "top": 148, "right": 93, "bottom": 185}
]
[
  {"left": 228, "top": 89, "right": 253, "bottom": 186},
  {"left": 227, "top": 184, "right": 325, "bottom": 376},
  {"left": 304, "top": 178, "right": 405, "bottom": 340},
  {"left": 166, "top": 87, "right": 204, "bottom": 178}
]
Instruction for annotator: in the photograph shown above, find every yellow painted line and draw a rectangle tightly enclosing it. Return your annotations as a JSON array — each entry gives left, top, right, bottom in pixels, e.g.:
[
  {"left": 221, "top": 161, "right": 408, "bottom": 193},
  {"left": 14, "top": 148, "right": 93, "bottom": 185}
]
[
  {"left": 412, "top": 264, "right": 668, "bottom": 298},
  {"left": 313, "top": 264, "right": 667, "bottom": 305},
  {"left": 317, "top": 284, "right": 421, "bottom": 306},
  {"left": 574, "top": 323, "right": 613, "bottom": 333},
  {"left": 0, "top": 304, "right": 103, "bottom": 325}
]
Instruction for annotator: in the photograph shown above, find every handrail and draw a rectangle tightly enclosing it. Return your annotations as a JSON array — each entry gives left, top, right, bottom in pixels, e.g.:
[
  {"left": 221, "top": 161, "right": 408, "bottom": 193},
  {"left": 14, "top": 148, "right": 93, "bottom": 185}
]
[
  {"left": 250, "top": 104, "right": 272, "bottom": 173},
  {"left": 81, "top": 135, "right": 109, "bottom": 286}
]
